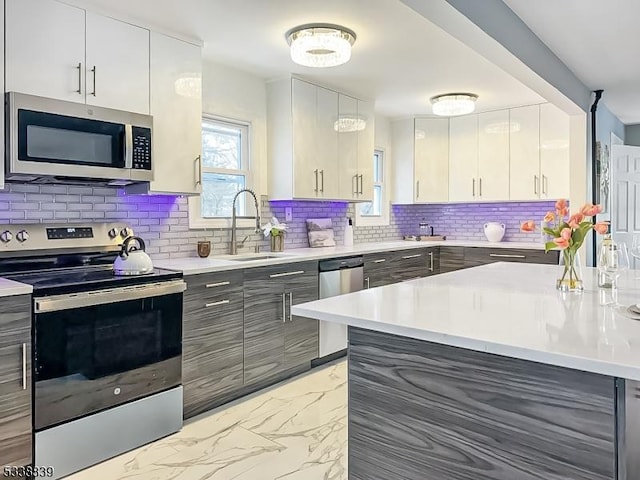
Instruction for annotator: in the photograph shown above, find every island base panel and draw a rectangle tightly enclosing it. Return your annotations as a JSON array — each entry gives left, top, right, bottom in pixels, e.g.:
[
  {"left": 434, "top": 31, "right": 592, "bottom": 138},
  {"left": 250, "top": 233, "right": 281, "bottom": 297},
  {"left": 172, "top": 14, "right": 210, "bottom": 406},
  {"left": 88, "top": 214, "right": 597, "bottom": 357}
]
[{"left": 348, "top": 327, "right": 616, "bottom": 480}]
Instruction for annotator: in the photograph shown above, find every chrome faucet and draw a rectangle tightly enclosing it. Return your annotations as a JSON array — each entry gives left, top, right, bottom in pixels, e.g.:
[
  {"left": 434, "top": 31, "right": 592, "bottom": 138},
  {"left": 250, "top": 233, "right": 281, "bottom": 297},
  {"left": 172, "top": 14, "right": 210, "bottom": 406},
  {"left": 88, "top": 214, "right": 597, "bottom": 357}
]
[{"left": 230, "top": 189, "right": 261, "bottom": 255}]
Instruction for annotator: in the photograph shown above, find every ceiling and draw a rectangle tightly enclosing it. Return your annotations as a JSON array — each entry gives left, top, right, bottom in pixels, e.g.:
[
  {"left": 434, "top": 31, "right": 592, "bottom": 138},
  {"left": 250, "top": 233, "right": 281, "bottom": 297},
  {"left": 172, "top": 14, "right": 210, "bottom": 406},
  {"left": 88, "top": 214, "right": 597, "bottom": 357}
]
[
  {"left": 68, "top": 0, "right": 544, "bottom": 118},
  {"left": 503, "top": 0, "right": 640, "bottom": 124}
]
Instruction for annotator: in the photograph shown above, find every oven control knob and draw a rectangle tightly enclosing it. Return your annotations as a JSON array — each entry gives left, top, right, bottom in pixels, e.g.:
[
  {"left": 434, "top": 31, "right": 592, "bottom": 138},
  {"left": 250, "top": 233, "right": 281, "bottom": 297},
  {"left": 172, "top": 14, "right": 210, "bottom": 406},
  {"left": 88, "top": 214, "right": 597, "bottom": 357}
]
[
  {"left": 16, "top": 230, "right": 29, "bottom": 243},
  {"left": 0, "top": 231, "right": 12, "bottom": 243},
  {"left": 120, "top": 227, "right": 133, "bottom": 238},
  {"left": 108, "top": 228, "right": 119, "bottom": 239}
]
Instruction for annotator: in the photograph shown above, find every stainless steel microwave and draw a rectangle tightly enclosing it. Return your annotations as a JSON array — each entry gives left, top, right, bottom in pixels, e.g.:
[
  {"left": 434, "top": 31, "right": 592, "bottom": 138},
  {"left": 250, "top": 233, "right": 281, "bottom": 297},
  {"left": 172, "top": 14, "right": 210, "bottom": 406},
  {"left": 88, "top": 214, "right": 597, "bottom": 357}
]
[{"left": 5, "top": 92, "right": 153, "bottom": 186}]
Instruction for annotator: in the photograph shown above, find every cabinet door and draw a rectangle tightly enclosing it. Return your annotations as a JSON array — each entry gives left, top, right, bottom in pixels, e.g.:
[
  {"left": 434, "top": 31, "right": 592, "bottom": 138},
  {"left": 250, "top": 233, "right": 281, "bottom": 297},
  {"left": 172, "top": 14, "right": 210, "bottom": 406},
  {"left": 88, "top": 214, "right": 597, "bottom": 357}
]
[
  {"left": 357, "top": 99, "right": 376, "bottom": 202},
  {"left": 364, "top": 252, "right": 394, "bottom": 288},
  {"left": 243, "top": 269, "right": 286, "bottom": 385},
  {"left": 464, "top": 247, "right": 559, "bottom": 267},
  {"left": 292, "top": 79, "right": 319, "bottom": 198},
  {"left": 414, "top": 118, "right": 449, "bottom": 202},
  {"left": 449, "top": 115, "right": 478, "bottom": 202},
  {"left": 509, "top": 105, "right": 541, "bottom": 201},
  {"left": 478, "top": 110, "right": 510, "bottom": 201},
  {"left": 0, "top": 295, "right": 32, "bottom": 470},
  {"left": 149, "top": 32, "right": 202, "bottom": 195},
  {"left": 316, "top": 87, "right": 339, "bottom": 198},
  {"left": 85, "top": 12, "right": 150, "bottom": 114},
  {"left": 389, "top": 249, "right": 429, "bottom": 283},
  {"left": 425, "top": 248, "right": 439, "bottom": 276},
  {"left": 6, "top": 0, "right": 86, "bottom": 103},
  {"left": 540, "top": 103, "right": 571, "bottom": 199},
  {"left": 439, "top": 246, "right": 465, "bottom": 273},
  {"left": 285, "top": 267, "right": 319, "bottom": 368},
  {"left": 182, "top": 272, "right": 244, "bottom": 419},
  {"left": 338, "top": 94, "right": 359, "bottom": 200}
]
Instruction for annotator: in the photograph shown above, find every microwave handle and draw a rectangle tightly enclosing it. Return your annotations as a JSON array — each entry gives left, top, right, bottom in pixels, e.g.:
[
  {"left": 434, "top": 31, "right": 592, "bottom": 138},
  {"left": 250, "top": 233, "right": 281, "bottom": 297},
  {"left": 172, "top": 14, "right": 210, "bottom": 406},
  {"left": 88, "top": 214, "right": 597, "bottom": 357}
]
[{"left": 124, "top": 124, "right": 133, "bottom": 169}]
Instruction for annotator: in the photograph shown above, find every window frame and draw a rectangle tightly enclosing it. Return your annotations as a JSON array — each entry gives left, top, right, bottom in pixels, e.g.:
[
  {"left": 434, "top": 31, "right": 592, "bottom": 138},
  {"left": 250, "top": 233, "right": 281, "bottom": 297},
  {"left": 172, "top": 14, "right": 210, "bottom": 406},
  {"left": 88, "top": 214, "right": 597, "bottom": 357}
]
[
  {"left": 356, "top": 148, "right": 390, "bottom": 227},
  {"left": 189, "top": 114, "right": 256, "bottom": 229}
]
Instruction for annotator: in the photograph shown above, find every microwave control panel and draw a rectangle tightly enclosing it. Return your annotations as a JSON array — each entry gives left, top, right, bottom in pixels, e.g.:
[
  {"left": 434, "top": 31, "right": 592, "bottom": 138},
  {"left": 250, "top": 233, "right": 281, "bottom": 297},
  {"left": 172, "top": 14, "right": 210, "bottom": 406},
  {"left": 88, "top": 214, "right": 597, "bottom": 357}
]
[{"left": 131, "top": 127, "right": 152, "bottom": 171}]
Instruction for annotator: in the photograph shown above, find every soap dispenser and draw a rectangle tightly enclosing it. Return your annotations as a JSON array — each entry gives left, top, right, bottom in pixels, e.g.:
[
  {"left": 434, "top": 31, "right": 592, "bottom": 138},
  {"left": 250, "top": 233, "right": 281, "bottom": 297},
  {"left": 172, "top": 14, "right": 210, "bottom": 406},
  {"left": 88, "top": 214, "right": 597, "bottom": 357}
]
[{"left": 344, "top": 217, "right": 354, "bottom": 247}]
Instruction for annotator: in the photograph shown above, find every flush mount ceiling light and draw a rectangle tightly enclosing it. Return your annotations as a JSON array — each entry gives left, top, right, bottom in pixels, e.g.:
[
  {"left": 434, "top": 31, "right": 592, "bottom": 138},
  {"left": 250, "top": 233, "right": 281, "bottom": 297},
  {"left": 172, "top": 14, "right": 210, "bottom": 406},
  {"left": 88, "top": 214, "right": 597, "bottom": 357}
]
[
  {"left": 334, "top": 115, "right": 366, "bottom": 132},
  {"left": 430, "top": 93, "right": 478, "bottom": 116},
  {"left": 286, "top": 23, "right": 356, "bottom": 68}
]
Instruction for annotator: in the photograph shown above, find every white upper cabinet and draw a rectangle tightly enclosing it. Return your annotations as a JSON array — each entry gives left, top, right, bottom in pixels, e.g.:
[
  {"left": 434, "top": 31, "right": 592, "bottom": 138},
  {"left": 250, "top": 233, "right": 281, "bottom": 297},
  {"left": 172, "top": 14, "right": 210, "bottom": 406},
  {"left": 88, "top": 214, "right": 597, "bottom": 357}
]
[
  {"left": 268, "top": 77, "right": 374, "bottom": 201},
  {"left": 0, "top": 1, "right": 4, "bottom": 189},
  {"left": 414, "top": 118, "right": 449, "bottom": 203},
  {"left": 448, "top": 115, "right": 478, "bottom": 202},
  {"left": 338, "top": 94, "right": 359, "bottom": 200},
  {"left": 357, "top": 99, "right": 375, "bottom": 202},
  {"left": 509, "top": 105, "right": 541, "bottom": 201},
  {"left": 85, "top": 13, "right": 150, "bottom": 114},
  {"left": 478, "top": 110, "right": 510, "bottom": 201},
  {"left": 539, "top": 103, "right": 570, "bottom": 199},
  {"left": 145, "top": 32, "right": 202, "bottom": 195},
  {"left": 6, "top": 0, "right": 86, "bottom": 103},
  {"left": 6, "top": 0, "right": 150, "bottom": 114}
]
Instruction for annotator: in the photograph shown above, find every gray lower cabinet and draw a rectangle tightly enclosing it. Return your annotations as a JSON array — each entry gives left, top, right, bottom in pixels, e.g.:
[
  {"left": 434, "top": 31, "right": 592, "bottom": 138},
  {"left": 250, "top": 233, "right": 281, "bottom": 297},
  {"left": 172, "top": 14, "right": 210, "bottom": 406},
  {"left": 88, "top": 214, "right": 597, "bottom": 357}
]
[
  {"left": 365, "top": 248, "right": 437, "bottom": 287},
  {"left": 364, "top": 251, "right": 395, "bottom": 288},
  {"left": 0, "top": 295, "right": 32, "bottom": 473},
  {"left": 463, "top": 247, "right": 559, "bottom": 268},
  {"left": 244, "top": 261, "right": 319, "bottom": 385},
  {"left": 439, "top": 246, "right": 465, "bottom": 273},
  {"left": 182, "top": 271, "right": 244, "bottom": 419}
]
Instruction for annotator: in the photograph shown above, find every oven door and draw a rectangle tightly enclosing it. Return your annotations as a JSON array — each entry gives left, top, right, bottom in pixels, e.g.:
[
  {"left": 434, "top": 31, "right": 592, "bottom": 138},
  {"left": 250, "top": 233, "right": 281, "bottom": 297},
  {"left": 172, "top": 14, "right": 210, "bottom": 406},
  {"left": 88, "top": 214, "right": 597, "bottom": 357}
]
[{"left": 33, "top": 280, "right": 185, "bottom": 431}]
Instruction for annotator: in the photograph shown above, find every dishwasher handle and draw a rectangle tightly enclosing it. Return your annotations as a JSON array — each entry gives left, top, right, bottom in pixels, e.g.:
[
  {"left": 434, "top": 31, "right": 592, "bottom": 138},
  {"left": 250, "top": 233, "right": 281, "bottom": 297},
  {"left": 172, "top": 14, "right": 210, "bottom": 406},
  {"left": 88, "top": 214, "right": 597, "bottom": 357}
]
[{"left": 318, "top": 256, "right": 364, "bottom": 272}]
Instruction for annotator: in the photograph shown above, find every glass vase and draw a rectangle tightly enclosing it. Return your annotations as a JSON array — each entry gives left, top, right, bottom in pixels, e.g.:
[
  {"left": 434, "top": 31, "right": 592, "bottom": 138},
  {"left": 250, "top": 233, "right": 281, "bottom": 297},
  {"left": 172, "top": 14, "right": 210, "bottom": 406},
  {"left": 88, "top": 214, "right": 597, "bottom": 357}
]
[
  {"left": 270, "top": 234, "right": 284, "bottom": 252},
  {"left": 557, "top": 250, "right": 584, "bottom": 292}
]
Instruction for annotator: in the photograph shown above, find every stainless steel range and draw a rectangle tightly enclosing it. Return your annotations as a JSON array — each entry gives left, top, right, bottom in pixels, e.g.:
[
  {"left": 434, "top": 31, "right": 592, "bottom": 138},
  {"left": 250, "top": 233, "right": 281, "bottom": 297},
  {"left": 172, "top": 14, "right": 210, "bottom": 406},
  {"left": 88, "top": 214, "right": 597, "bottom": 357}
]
[{"left": 0, "top": 223, "right": 185, "bottom": 479}]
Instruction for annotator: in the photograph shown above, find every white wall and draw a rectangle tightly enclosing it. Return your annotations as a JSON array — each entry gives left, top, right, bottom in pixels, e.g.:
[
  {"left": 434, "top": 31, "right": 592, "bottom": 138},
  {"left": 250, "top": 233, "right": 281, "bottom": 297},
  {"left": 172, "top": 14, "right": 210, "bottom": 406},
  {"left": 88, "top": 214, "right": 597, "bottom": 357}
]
[{"left": 202, "top": 60, "right": 268, "bottom": 196}]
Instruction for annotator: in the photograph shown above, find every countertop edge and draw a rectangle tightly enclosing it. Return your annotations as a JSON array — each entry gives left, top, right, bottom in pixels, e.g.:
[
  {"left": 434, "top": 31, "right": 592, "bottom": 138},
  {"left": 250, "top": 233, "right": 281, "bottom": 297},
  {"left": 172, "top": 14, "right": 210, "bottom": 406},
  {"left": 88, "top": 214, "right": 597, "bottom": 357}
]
[
  {"left": 291, "top": 305, "right": 640, "bottom": 380},
  {"left": 0, "top": 281, "right": 33, "bottom": 297}
]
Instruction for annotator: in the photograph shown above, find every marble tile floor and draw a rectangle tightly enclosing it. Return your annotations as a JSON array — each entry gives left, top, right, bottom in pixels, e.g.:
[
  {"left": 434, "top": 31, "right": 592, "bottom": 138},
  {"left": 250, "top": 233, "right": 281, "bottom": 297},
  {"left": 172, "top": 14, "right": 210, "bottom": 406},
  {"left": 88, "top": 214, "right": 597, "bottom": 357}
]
[{"left": 66, "top": 360, "right": 347, "bottom": 480}]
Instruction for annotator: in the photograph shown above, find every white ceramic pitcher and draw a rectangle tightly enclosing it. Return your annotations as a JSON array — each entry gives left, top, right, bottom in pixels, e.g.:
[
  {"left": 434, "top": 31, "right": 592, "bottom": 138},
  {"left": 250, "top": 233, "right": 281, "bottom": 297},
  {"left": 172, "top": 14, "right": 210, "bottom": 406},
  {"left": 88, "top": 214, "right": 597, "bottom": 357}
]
[{"left": 483, "top": 222, "right": 505, "bottom": 242}]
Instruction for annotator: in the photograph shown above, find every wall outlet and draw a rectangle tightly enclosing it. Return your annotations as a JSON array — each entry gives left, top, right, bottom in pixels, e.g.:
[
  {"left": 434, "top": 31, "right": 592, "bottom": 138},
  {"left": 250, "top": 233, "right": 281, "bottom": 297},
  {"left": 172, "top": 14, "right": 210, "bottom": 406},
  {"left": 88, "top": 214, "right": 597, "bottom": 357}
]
[{"left": 285, "top": 207, "right": 293, "bottom": 222}]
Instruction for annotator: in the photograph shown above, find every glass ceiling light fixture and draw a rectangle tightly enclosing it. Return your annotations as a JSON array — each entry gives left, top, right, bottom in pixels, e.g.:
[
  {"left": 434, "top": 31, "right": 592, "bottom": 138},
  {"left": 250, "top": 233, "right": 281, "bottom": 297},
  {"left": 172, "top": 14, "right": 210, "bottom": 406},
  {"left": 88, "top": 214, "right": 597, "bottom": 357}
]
[
  {"left": 430, "top": 93, "right": 478, "bottom": 116},
  {"left": 286, "top": 23, "right": 357, "bottom": 68}
]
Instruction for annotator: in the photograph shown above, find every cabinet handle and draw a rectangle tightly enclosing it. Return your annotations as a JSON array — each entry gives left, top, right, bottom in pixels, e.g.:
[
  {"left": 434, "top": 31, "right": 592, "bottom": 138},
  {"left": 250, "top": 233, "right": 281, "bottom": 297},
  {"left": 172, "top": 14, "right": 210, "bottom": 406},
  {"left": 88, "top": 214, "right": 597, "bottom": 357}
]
[
  {"left": 373, "top": 259, "right": 386, "bottom": 263},
  {"left": 320, "top": 170, "right": 324, "bottom": 193},
  {"left": 479, "top": 178, "right": 482, "bottom": 197},
  {"left": 22, "top": 343, "right": 27, "bottom": 390},
  {"left": 365, "top": 277, "right": 370, "bottom": 289},
  {"left": 289, "top": 292, "right": 293, "bottom": 322},
  {"left": 472, "top": 178, "right": 475, "bottom": 197},
  {"left": 314, "top": 169, "right": 319, "bottom": 193},
  {"left": 76, "top": 62, "right": 82, "bottom": 94},
  {"left": 534, "top": 175, "right": 539, "bottom": 195},
  {"left": 353, "top": 174, "right": 358, "bottom": 196},
  {"left": 194, "top": 155, "right": 202, "bottom": 186},
  {"left": 205, "top": 281, "right": 230, "bottom": 288},
  {"left": 402, "top": 254, "right": 422, "bottom": 259},
  {"left": 91, "top": 66, "right": 97, "bottom": 96},
  {"left": 269, "top": 270, "right": 305, "bottom": 278},
  {"left": 416, "top": 180, "right": 420, "bottom": 199},
  {"left": 282, "top": 293, "right": 286, "bottom": 323},
  {"left": 359, "top": 174, "right": 364, "bottom": 194},
  {"left": 489, "top": 253, "right": 526, "bottom": 259},
  {"left": 542, "top": 175, "right": 548, "bottom": 195},
  {"left": 205, "top": 299, "right": 230, "bottom": 308},
  {"left": 429, "top": 251, "right": 434, "bottom": 272}
]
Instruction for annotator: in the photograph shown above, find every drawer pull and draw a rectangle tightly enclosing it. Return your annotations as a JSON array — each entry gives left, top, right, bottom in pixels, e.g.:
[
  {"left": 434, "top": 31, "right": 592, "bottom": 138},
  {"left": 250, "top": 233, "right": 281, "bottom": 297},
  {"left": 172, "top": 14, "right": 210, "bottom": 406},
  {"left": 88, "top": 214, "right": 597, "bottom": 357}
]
[
  {"left": 429, "top": 251, "right": 434, "bottom": 272},
  {"left": 205, "top": 281, "right": 231, "bottom": 288},
  {"left": 269, "top": 270, "right": 305, "bottom": 278},
  {"left": 282, "top": 293, "right": 286, "bottom": 323},
  {"left": 489, "top": 253, "right": 526, "bottom": 259},
  {"left": 365, "top": 277, "right": 370, "bottom": 289},
  {"left": 289, "top": 292, "right": 293, "bottom": 322},
  {"left": 373, "top": 259, "right": 386, "bottom": 263},
  {"left": 205, "top": 299, "right": 230, "bottom": 308},
  {"left": 402, "top": 254, "right": 423, "bottom": 259},
  {"left": 22, "top": 343, "right": 27, "bottom": 390}
]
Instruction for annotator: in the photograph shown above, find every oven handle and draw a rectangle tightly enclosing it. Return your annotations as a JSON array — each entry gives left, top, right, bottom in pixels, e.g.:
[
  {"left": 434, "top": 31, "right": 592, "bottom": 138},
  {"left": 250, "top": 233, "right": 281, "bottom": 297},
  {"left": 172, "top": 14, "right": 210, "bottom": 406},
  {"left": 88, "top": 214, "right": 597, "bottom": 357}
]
[
  {"left": 34, "top": 280, "right": 186, "bottom": 313},
  {"left": 124, "top": 124, "right": 133, "bottom": 169}
]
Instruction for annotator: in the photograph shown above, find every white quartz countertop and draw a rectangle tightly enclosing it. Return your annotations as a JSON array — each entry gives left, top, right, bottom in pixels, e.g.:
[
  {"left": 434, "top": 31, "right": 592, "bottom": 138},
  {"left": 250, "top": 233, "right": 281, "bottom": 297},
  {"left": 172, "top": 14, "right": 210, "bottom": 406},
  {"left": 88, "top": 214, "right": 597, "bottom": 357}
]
[
  {"left": 154, "top": 240, "right": 545, "bottom": 275},
  {"left": 0, "top": 277, "right": 33, "bottom": 297},
  {"left": 292, "top": 262, "right": 640, "bottom": 380}
]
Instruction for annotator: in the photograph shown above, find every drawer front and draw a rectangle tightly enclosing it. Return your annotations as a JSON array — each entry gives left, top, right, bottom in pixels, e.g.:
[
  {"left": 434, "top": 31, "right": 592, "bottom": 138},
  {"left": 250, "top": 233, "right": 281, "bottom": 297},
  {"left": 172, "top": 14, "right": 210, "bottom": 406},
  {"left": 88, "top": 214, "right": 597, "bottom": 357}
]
[
  {"left": 245, "top": 261, "right": 318, "bottom": 286},
  {"left": 185, "top": 270, "right": 244, "bottom": 303},
  {"left": 464, "top": 247, "right": 559, "bottom": 267},
  {"left": 439, "top": 246, "right": 465, "bottom": 273},
  {"left": 390, "top": 249, "right": 429, "bottom": 283}
]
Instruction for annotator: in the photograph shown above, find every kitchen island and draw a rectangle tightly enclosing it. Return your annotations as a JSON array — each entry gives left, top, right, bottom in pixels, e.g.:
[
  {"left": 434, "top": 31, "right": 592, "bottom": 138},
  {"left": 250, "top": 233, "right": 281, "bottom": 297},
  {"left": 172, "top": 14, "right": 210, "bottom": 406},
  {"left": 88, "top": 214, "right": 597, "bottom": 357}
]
[{"left": 292, "top": 263, "right": 640, "bottom": 480}]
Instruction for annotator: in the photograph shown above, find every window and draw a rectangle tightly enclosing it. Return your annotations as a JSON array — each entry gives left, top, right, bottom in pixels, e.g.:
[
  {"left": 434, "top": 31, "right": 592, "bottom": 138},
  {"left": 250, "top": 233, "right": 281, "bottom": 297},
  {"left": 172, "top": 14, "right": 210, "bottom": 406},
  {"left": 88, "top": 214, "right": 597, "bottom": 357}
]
[
  {"left": 200, "top": 117, "right": 250, "bottom": 217},
  {"left": 356, "top": 148, "right": 389, "bottom": 227}
]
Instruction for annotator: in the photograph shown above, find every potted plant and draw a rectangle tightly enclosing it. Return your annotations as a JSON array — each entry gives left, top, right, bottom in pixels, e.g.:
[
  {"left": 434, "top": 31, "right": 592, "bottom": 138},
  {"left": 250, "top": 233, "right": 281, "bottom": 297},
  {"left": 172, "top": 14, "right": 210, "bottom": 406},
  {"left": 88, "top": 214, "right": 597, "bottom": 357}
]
[
  {"left": 262, "top": 217, "right": 287, "bottom": 252},
  {"left": 521, "top": 199, "right": 608, "bottom": 292}
]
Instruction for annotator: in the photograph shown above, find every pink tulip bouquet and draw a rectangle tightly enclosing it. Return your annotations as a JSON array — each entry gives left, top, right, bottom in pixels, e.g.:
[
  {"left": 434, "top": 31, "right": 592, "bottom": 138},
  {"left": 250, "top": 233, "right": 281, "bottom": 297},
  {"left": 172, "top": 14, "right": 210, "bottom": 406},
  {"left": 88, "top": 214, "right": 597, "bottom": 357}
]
[{"left": 521, "top": 199, "right": 608, "bottom": 291}]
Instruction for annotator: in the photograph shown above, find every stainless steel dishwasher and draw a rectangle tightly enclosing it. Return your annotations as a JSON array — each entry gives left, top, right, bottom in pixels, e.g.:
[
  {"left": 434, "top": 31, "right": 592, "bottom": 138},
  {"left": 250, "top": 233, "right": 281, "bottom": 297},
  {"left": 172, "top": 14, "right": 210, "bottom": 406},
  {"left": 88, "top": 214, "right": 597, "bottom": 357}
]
[{"left": 317, "top": 256, "right": 364, "bottom": 358}]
